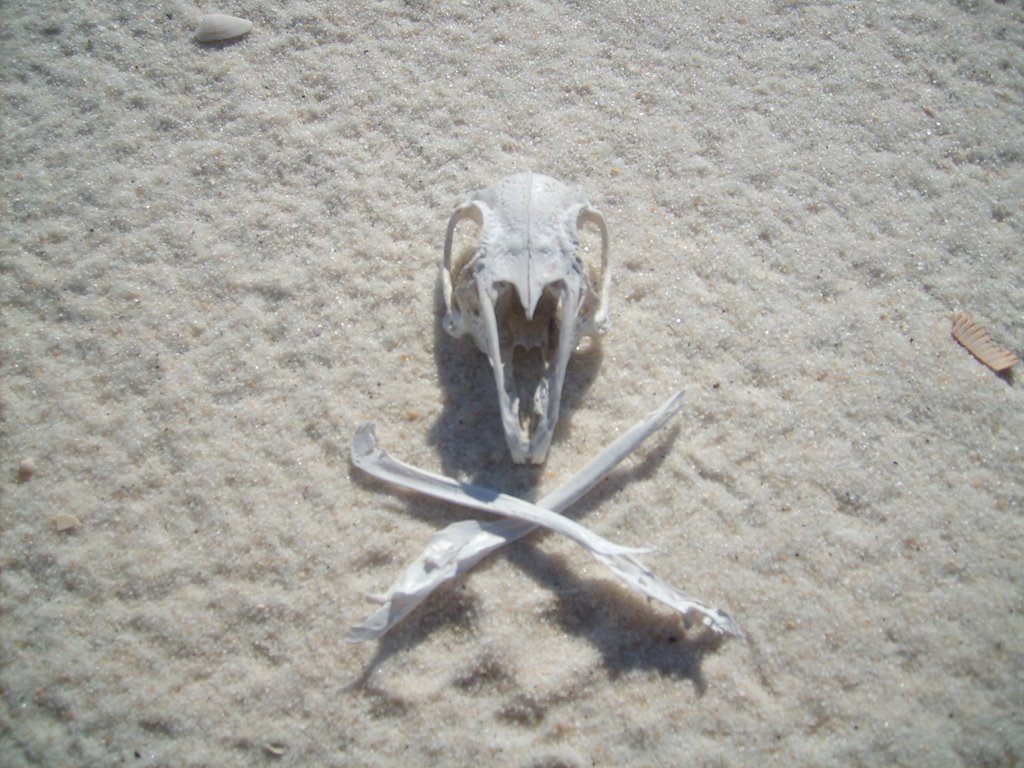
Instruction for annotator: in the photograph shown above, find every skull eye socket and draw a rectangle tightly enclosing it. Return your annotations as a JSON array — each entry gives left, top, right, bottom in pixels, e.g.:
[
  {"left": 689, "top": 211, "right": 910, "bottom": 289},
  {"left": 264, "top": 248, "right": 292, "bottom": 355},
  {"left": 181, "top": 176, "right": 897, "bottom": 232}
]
[
  {"left": 577, "top": 218, "right": 604, "bottom": 301},
  {"left": 446, "top": 214, "right": 483, "bottom": 288}
]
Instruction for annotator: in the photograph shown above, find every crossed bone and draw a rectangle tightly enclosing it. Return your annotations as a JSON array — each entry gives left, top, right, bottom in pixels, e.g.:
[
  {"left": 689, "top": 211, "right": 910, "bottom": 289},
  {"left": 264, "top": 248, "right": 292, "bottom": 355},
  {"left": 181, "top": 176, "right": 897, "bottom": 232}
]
[{"left": 348, "top": 391, "right": 741, "bottom": 642}]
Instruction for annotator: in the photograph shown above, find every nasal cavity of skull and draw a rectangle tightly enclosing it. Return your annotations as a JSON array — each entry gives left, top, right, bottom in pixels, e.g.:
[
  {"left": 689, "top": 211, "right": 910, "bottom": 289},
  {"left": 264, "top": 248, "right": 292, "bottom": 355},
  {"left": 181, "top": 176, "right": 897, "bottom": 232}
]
[
  {"left": 511, "top": 344, "right": 548, "bottom": 432},
  {"left": 495, "top": 283, "right": 563, "bottom": 359},
  {"left": 494, "top": 283, "right": 564, "bottom": 430}
]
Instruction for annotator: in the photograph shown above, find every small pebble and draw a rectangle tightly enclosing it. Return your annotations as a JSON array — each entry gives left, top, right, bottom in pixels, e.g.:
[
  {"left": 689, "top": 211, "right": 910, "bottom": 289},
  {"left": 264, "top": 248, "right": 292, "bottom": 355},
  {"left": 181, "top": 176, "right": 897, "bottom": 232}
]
[
  {"left": 54, "top": 513, "right": 81, "bottom": 532},
  {"left": 18, "top": 457, "right": 37, "bottom": 483}
]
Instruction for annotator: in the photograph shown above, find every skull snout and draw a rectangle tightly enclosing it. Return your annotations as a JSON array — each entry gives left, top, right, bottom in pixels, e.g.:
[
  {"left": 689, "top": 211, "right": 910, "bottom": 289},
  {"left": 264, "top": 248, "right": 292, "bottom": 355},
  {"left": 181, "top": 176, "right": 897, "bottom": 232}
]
[{"left": 493, "top": 280, "right": 567, "bottom": 445}]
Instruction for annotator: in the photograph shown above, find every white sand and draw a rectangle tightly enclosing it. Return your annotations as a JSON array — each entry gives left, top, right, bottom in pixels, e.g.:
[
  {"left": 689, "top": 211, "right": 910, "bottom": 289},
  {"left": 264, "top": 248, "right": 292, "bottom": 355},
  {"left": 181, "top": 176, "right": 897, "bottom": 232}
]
[{"left": 2, "top": 1, "right": 1022, "bottom": 765}]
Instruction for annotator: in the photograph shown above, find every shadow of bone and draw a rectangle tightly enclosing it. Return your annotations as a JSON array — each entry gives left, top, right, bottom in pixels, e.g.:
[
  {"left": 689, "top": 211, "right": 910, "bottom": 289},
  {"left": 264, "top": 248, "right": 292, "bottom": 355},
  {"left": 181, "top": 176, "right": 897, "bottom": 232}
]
[
  {"left": 344, "top": 581, "right": 482, "bottom": 692},
  {"left": 426, "top": 275, "right": 605, "bottom": 492},
  {"left": 348, "top": 548, "right": 721, "bottom": 694},
  {"left": 535, "top": 560, "right": 722, "bottom": 690}
]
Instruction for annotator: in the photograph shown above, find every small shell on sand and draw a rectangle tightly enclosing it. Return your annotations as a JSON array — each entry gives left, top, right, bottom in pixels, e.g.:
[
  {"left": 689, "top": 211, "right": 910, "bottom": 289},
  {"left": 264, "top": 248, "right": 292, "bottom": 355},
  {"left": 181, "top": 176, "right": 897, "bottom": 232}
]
[
  {"left": 195, "top": 13, "right": 253, "bottom": 43},
  {"left": 951, "top": 311, "right": 1020, "bottom": 373},
  {"left": 54, "top": 513, "right": 82, "bottom": 532},
  {"left": 263, "top": 742, "right": 287, "bottom": 757}
]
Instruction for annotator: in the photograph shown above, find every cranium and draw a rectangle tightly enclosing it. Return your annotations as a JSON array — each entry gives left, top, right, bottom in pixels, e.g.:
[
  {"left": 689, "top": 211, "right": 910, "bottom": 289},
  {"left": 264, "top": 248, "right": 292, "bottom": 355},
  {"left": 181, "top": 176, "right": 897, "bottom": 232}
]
[{"left": 441, "top": 172, "right": 611, "bottom": 464}]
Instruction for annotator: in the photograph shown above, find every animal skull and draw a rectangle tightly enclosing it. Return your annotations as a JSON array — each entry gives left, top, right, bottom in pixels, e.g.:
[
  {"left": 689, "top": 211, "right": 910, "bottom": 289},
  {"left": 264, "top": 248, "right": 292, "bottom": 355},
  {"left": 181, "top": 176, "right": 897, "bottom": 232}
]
[{"left": 441, "top": 172, "right": 611, "bottom": 464}]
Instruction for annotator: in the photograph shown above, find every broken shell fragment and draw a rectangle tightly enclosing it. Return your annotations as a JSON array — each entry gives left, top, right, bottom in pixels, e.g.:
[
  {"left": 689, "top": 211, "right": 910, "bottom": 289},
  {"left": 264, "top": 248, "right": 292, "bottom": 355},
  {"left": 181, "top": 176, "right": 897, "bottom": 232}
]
[
  {"left": 951, "top": 311, "right": 1020, "bottom": 373},
  {"left": 54, "top": 513, "right": 81, "bottom": 532},
  {"left": 263, "top": 742, "right": 287, "bottom": 757},
  {"left": 195, "top": 13, "right": 253, "bottom": 43}
]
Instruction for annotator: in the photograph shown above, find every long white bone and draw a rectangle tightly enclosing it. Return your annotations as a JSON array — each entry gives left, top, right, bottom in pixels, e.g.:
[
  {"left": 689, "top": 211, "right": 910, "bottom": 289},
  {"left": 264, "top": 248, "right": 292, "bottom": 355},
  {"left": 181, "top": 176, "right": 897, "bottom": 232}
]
[
  {"left": 348, "top": 391, "right": 742, "bottom": 641},
  {"left": 347, "top": 392, "right": 683, "bottom": 642}
]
